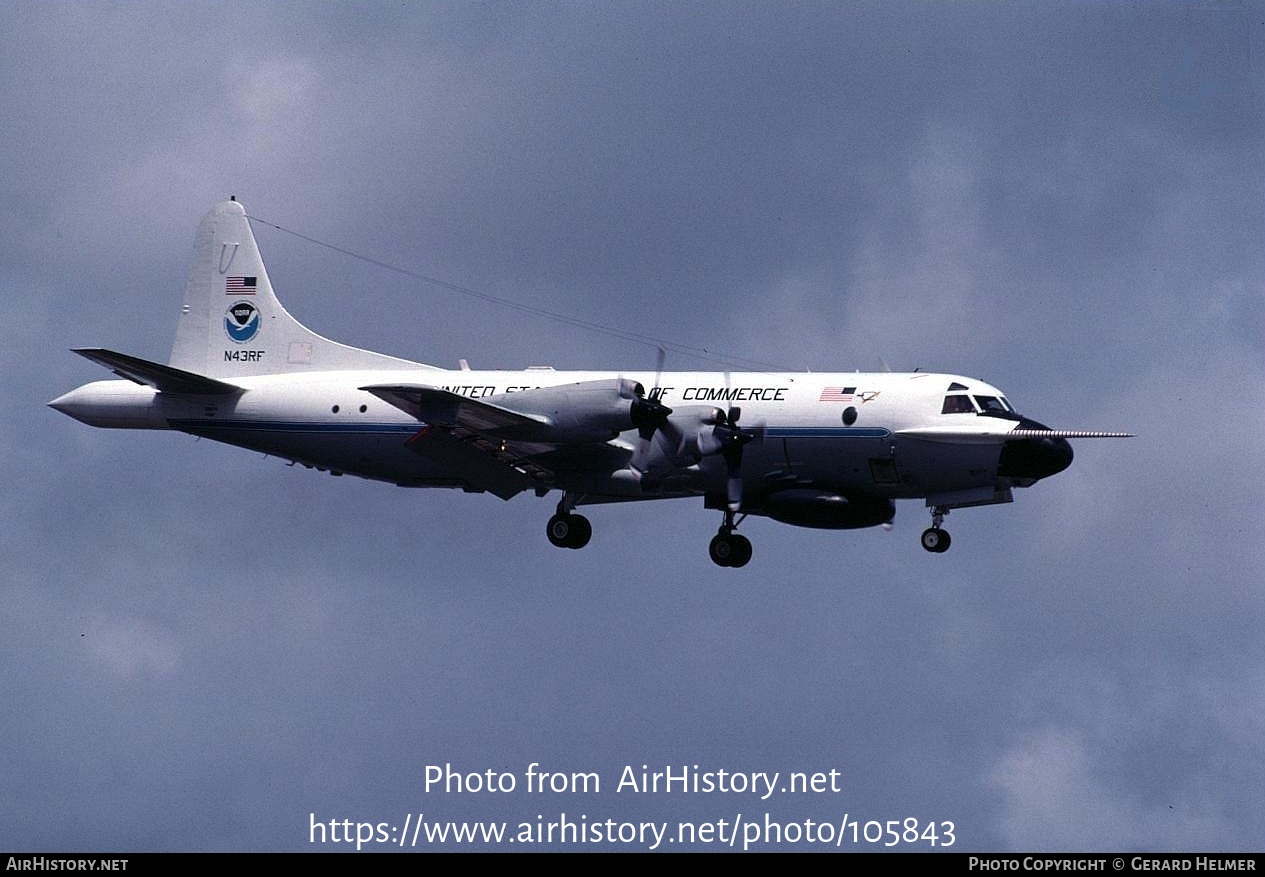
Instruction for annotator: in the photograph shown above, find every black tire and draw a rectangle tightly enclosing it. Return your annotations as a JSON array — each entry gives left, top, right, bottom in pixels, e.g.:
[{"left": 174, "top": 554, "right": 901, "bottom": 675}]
[
  {"left": 547, "top": 513, "right": 573, "bottom": 548},
  {"left": 921, "top": 527, "right": 951, "bottom": 553},
  {"left": 708, "top": 533, "right": 733, "bottom": 567},
  {"left": 547, "top": 513, "right": 592, "bottom": 549},
  {"left": 566, "top": 514, "right": 592, "bottom": 549},
  {"left": 728, "top": 534, "right": 753, "bottom": 568}
]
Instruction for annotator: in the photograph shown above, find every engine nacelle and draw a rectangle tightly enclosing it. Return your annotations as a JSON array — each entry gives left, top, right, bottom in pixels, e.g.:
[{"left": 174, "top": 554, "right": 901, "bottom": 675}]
[
  {"left": 760, "top": 490, "right": 895, "bottom": 530},
  {"left": 495, "top": 378, "right": 646, "bottom": 443}
]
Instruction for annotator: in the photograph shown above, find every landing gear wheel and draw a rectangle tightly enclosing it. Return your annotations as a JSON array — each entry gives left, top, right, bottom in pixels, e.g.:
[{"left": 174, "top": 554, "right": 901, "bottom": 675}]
[
  {"left": 566, "top": 514, "right": 591, "bottom": 549},
  {"left": 547, "top": 513, "right": 592, "bottom": 549},
  {"left": 708, "top": 533, "right": 732, "bottom": 566},
  {"left": 920, "top": 527, "right": 951, "bottom": 553},
  {"left": 709, "top": 532, "right": 752, "bottom": 568}
]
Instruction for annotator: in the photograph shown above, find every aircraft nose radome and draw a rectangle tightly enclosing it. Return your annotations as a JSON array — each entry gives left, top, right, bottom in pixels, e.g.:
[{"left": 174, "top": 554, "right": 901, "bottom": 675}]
[{"left": 998, "top": 418, "right": 1074, "bottom": 482}]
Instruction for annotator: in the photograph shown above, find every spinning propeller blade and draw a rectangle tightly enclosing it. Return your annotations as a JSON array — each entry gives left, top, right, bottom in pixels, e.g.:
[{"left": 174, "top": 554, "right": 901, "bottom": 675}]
[
  {"left": 629, "top": 346, "right": 673, "bottom": 473},
  {"left": 705, "top": 406, "right": 763, "bottom": 512}
]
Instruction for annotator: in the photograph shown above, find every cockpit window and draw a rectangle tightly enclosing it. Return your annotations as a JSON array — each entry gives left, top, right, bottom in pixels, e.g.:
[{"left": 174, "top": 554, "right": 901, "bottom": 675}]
[
  {"left": 974, "top": 395, "right": 1008, "bottom": 413},
  {"left": 942, "top": 394, "right": 975, "bottom": 414}
]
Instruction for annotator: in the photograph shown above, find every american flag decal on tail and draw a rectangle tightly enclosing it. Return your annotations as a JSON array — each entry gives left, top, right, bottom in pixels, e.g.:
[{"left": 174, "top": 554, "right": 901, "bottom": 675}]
[{"left": 226, "top": 276, "right": 257, "bottom": 294}]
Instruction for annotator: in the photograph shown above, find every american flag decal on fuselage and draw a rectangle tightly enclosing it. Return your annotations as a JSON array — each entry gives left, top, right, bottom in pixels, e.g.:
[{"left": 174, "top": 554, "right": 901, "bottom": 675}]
[
  {"left": 226, "top": 276, "right": 257, "bottom": 294},
  {"left": 819, "top": 386, "right": 856, "bottom": 402}
]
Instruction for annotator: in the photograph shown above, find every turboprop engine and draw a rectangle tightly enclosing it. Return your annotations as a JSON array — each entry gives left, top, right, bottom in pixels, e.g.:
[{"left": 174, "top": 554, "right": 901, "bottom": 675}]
[{"left": 494, "top": 378, "right": 670, "bottom": 444}]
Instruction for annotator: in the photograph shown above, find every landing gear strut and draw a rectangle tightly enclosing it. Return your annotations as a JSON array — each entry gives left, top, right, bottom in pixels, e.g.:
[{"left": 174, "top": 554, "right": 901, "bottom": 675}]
[
  {"left": 708, "top": 510, "right": 752, "bottom": 568},
  {"left": 921, "top": 505, "right": 951, "bottom": 553},
  {"left": 546, "top": 495, "right": 591, "bottom": 550}
]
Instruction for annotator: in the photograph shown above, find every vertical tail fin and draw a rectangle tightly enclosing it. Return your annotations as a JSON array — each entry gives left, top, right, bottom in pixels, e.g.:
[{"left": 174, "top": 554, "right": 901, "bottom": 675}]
[{"left": 168, "top": 199, "right": 427, "bottom": 377}]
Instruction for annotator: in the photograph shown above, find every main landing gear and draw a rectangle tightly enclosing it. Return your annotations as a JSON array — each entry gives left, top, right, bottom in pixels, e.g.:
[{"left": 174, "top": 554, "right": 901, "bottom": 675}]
[
  {"left": 708, "top": 510, "right": 752, "bottom": 568},
  {"left": 544, "top": 499, "right": 950, "bottom": 562},
  {"left": 545, "top": 495, "right": 753, "bottom": 566},
  {"left": 921, "top": 505, "right": 952, "bottom": 553},
  {"left": 546, "top": 496, "right": 591, "bottom": 550}
]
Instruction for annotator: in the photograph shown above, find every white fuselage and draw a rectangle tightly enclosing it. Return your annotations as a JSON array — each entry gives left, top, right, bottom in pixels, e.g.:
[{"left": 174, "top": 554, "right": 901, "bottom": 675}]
[{"left": 51, "top": 367, "right": 1023, "bottom": 508}]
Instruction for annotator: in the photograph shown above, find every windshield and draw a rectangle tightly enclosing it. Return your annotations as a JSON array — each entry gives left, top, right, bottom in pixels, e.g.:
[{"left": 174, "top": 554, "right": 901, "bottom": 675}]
[
  {"left": 974, "top": 395, "right": 1010, "bottom": 413},
  {"left": 942, "top": 392, "right": 1020, "bottom": 417}
]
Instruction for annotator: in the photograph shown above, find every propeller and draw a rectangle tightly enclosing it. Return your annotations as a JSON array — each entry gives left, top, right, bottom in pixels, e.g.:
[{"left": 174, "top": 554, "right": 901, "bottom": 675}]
[
  {"left": 629, "top": 346, "right": 673, "bottom": 474},
  {"left": 700, "top": 406, "right": 764, "bottom": 512},
  {"left": 628, "top": 355, "right": 765, "bottom": 508},
  {"left": 630, "top": 390, "right": 673, "bottom": 443}
]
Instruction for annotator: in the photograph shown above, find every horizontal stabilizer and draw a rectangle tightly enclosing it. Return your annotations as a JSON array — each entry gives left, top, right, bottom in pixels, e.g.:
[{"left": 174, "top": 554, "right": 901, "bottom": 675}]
[{"left": 72, "top": 348, "right": 243, "bottom": 395}]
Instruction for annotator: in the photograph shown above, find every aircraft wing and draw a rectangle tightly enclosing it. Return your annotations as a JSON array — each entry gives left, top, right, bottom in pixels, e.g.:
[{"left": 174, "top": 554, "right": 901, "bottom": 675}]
[
  {"left": 361, "top": 384, "right": 548, "bottom": 436},
  {"left": 362, "top": 383, "right": 625, "bottom": 500},
  {"left": 73, "top": 348, "right": 243, "bottom": 395},
  {"left": 392, "top": 423, "right": 545, "bottom": 500}
]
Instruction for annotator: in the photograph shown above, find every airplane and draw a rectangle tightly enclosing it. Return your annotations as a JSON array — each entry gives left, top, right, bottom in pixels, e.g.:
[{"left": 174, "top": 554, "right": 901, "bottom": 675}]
[{"left": 49, "top": 198, "right": 1131, "bottom": 567}]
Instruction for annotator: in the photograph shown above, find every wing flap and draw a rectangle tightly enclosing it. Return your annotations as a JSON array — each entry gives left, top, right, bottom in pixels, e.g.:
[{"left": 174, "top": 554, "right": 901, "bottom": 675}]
[
  {"left": 362, "top": 383, "right": 559, "bottom": 499},
  {"left": 396, "top": 428, "right": 541, "bottom": 500}
]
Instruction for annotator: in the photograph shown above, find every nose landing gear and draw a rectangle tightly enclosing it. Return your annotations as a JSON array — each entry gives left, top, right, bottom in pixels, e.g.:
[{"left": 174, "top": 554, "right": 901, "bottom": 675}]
[
  {"left": 708, "top": 510, "right": 752, "bottom": 568},
  {"left": 921, "top": 506, "right": 951, "bottom": 553}
]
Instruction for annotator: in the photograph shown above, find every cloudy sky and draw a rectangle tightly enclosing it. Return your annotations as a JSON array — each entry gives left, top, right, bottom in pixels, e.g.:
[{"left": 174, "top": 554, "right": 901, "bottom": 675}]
[{"left": 3, "top": 1, "right": 1262, "bottom": 852}]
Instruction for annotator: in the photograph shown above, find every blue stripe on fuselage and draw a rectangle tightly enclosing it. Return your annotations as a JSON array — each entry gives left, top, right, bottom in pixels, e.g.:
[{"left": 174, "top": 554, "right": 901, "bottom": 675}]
[
  {"left": 167, "top": 419, "right": 419, "bottom": 435},
  {"left": 764, "top": 427, "right": 891, "bottom": 439},
  {"left": 168, "top": 420, "right": 891, "bottom": 440}
]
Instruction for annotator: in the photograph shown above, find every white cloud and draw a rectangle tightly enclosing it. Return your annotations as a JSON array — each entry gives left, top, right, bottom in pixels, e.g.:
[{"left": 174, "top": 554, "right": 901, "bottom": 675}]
[
  {"left": 231, "top": 56, "right": 321, "bottom": 124},
  {"left": 986, "top": 726, "right": 1228, "bottom": 851},
  {"left": 85, "top": 613, "right": 181, "bottom": 680}
]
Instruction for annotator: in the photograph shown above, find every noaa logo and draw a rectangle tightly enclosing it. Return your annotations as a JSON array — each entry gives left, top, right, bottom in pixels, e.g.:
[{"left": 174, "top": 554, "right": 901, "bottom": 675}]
[{"left": 225, "top": 301, "right": 260, "bottom": 343}]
